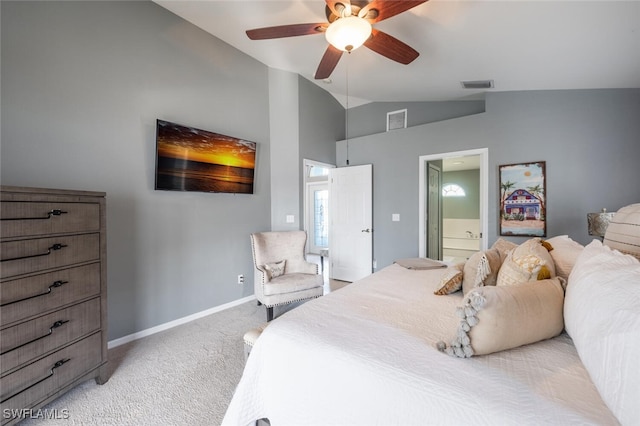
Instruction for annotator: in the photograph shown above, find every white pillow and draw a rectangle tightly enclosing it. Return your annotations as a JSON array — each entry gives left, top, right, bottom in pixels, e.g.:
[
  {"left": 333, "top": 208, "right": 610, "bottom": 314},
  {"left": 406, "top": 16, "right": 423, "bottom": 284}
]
[
  {"left": 565, "top": 240, "right": 640, "bottom": 425},
  {"left": 544, "top": 235, "right": 584, "bottom": 280}
]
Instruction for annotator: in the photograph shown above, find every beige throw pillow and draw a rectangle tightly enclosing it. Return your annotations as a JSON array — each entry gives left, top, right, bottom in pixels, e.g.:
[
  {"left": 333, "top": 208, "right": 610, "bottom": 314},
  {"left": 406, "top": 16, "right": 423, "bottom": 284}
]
[
  {"left": 491, "top": 237, "right": 518, "bottom": 262},
  {"left": 497, "top": 237, "right": 555, "bottom": 286},
  {"left": 462, "top": 247, "right": 502, "bottom": 295},
  {"left": 437, "top": 277, "right": 565, "bottom": 358},
  {"left": 434, "top": 263, "right": 465, "bottom": 295}
]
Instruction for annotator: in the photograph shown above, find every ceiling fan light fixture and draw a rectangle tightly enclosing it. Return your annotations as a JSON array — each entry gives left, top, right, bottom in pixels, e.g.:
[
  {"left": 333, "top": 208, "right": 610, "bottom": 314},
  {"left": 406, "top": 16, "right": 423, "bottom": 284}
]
[{"left": 325, "top": 16, "right": 372, "bottom": 52}]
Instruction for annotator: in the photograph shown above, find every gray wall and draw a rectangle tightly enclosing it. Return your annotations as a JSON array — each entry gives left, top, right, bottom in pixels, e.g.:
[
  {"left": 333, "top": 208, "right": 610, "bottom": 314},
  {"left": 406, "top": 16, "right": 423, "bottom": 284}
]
[
  {"left": 298, "top": 76, "right": 344, "bottom": 221},
  {"left": 346, "top": 101, "right": 486, "bottom": 138},
  {"left": 337, "top": 89, "right": 640, "bottom": 269},
  {"left": 443, "top": 170, "right": 480, "bottom": 219},
  {"left": 1, "top": 0, "right": 271, "bottom": 340},
  {"left": 267, "top": 72, "right": 344, "bottom": 231},
  {"left": 269, "top": 69, "right": 300, "bottom": 231},
  {"left": 2, "top": 0, "right": 343, "bottom": 341}
]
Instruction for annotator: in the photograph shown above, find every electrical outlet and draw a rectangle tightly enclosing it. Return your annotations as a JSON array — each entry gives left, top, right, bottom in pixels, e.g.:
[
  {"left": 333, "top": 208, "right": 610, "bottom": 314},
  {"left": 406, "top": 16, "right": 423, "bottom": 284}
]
[{"left": 237, "top": 274, "right": 244, "bottom": 284}]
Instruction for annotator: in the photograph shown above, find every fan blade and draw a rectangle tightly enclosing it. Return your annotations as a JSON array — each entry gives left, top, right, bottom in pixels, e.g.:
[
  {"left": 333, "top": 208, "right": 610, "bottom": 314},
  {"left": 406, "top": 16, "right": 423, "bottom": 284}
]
[
  {"left": 315, "top": 45, "right": 343, "bottom": 79},
  {"left": 359, "top": 1, "right": 427, "bottom": 23},
  {"left": 364, "top": 29, "right": 419, "bottom": 65},
  {"left": 246, "top": 23, "right": 326, "bottom": 40},
  {"left": 326, "top": 0, "right": 351, "bottom": 18}
]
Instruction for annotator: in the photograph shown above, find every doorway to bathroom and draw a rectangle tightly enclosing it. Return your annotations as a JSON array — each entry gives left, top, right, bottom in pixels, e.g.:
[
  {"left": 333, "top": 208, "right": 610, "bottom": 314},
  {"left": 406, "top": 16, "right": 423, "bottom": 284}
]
[{"left": 419, "top": 148, "right": 488, "bottom": 262}]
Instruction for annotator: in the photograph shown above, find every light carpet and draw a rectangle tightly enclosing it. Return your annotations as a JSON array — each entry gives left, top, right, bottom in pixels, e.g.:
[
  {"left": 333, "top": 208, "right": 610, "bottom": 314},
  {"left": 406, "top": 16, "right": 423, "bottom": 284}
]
[{"left": 21, "top": 301, "right": 266, "bottom": 426}]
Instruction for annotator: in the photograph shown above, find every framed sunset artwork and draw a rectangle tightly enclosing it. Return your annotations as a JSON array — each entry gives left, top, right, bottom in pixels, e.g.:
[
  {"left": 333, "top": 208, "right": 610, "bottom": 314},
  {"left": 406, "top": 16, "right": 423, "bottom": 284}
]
[{"left": 155, "top": 119, "right": 257, "bottom": 194}]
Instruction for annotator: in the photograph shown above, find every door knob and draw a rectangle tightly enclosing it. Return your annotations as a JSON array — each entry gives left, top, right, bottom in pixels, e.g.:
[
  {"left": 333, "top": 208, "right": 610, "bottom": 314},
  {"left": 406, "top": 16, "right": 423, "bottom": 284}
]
[{"left": 361, "top": 229, "right": 371, "bottom": 233}]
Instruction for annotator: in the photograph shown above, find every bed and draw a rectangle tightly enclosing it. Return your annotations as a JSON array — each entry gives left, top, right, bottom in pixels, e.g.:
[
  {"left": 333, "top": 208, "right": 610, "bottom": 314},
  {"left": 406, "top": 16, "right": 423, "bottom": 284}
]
[{"left": 223, "top": 205, "right": 640, "bottom": 426}]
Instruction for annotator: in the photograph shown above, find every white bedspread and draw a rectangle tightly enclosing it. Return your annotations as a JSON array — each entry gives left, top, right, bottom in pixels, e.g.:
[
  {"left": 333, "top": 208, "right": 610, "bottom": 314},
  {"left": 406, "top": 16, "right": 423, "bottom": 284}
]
[{"left": 223, "top": 264, "right": 618, "bottom": 425}]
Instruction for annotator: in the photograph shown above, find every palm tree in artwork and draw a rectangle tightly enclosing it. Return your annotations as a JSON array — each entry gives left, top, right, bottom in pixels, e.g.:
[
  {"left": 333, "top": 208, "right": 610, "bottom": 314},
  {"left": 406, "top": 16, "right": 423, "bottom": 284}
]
[
  {"left": 500, "top": 180, "right": 516, "bottom": 213},
  {"left": 527, "top": 184, "right": 545, "bottom": 215}
]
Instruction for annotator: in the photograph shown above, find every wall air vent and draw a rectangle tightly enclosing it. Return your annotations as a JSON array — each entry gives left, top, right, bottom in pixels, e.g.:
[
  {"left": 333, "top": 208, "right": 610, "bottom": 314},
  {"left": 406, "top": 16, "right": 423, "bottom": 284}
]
[
  {"left": 386, "top": 109, "right": 407, "bottom": 131},
  {"left": 461, "top": 80, "right": 494, "bottom": 89}
]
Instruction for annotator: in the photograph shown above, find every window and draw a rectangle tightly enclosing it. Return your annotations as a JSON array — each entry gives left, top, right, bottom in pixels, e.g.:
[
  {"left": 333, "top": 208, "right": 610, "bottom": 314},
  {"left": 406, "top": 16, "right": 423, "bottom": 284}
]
[
  {"left": 313, "top": 189, "right": 328, "bottom": 248},
  {"left": 308, "top": 165, "right": 329, "bottom": 178},
  {"left": 442, "top": 183, "right": 466, "bottom": 197}
]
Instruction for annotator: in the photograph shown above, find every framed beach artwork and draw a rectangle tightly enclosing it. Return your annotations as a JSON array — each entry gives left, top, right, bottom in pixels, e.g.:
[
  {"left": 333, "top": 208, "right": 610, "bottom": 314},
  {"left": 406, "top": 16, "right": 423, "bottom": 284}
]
[{"left": 499, "top": 161, "right": 546, "bottom": 237}]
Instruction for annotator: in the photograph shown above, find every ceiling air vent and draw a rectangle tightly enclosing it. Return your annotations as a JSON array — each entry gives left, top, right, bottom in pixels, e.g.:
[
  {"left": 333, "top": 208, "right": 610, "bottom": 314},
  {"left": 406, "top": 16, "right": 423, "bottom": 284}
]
[{"left": 461, "top": 80, "right": 494, "bottom": 89}]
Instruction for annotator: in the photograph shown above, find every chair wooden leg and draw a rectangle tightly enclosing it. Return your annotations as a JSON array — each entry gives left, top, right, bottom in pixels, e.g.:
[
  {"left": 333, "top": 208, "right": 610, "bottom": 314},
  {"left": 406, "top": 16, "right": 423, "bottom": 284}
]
[{"left": 266, "top": 306, "right": 274, "bottom": 322}]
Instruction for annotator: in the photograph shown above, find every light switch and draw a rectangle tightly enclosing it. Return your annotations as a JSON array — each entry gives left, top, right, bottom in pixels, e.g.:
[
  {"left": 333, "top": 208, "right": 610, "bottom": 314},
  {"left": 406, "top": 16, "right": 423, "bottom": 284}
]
[
  {"left": 286, "top": 215, "right": 295, "bottom": 224},
  {"left": 392, "top": 213, "right": 400, "bottom": 222}
]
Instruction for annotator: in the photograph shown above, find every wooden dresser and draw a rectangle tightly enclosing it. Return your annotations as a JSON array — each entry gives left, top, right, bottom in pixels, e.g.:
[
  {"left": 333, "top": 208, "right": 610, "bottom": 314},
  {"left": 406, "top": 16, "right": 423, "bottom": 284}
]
[{"left": 0, "top": 186, "right": 108, "bottom": 425}]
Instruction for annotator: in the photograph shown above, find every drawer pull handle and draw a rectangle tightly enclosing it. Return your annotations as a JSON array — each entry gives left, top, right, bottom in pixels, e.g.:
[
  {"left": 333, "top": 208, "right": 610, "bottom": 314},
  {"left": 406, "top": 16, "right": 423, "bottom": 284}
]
[
  {"left": 0, "top": 358, "right": 70, "bottom": 404},
  {"left": 1, "top": 209, "right": 68, "bottom": 221},
  {"left": 0, "top": 320, "right": 70, "bottom": 356},
  {"left": 1, "top": 243, "right": 68, "bottom": 263},
  {"left": 0, "top": 280, "right": 69, "bottom": 307}
]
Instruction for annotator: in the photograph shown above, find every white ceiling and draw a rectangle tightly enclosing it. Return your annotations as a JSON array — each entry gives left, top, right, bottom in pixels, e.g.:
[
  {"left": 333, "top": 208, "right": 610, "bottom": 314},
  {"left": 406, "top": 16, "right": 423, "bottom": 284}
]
[
  {"left": 443, "top": 154, "right": 480, "bottom": 171},
  {"left": 154, "top": 0, "right": 640, "bottom": 107}
]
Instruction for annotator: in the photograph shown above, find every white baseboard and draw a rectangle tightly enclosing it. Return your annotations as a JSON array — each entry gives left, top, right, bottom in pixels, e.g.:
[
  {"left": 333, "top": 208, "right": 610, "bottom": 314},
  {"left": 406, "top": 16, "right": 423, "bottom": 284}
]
[{"left": 107, "top": 295, "right": 256, "bottom": 349}]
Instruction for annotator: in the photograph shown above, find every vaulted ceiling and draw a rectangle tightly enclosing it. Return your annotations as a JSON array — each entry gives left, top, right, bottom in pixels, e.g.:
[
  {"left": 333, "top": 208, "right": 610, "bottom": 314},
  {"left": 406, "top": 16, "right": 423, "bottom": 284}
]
[{"left": 155, "top": 1, "right": 640, "bottom": 107}]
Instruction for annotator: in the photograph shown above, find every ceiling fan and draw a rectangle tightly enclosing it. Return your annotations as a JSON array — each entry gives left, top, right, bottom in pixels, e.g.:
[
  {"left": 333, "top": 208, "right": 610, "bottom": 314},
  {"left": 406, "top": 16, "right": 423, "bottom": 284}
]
[{"left": 246, "top": 0, "right": 427, "bottom": 79}]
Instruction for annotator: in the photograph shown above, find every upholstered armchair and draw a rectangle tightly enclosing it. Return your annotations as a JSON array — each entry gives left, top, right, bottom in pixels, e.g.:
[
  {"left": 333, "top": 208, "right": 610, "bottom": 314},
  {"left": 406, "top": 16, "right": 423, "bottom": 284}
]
[{"left": 250, "top": 231, "right": 324, "bottom": 321}]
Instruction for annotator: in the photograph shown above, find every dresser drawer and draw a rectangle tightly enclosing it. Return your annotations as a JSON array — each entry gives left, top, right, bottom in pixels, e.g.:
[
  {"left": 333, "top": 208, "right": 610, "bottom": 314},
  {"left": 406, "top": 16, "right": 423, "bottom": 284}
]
[
  {"left": 0, "top": 234, "right": 100, "bottom": 279},
  {"left": 1, "top": 298, "right": 101, "bottom": 374},
  {"left": 0, "top": 202, "right": 100, "bottom": 239},
  {"left": 0, "top": 332, "right": 102, "bottom": 422},
  {"left": 0, "top": 264, "right": 101, "bottom": 326}
]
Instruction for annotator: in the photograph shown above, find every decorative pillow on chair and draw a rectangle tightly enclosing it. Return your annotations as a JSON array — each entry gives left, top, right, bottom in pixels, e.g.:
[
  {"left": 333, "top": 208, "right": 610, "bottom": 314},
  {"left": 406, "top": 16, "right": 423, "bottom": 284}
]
[
  {"left": 434, "top": 263, "right": 465, "bottom": 295},
  {"left": 263, "top": 260, "right": 286, "bottom": 280},
  {"left": 437, "top": 277, "right": 565, "bottom": 358},
  {"left": 565, "top": 240, "right": 640, "bottom": 425},
  {"left": 461, "top": 247, "right": 502, "bottom": 295},
  {"left": 497, "top": 238, "right": 555, "bottom": 287},
  {"left": 544, "top": 235, "right": 584, "bottom": 280}
]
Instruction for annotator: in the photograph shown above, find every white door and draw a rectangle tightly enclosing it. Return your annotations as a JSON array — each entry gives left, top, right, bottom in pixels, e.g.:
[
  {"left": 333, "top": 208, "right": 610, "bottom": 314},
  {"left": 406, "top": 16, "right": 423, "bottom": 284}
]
[{"left": 329, "top": 164, "right": 373, "bottom": 282}]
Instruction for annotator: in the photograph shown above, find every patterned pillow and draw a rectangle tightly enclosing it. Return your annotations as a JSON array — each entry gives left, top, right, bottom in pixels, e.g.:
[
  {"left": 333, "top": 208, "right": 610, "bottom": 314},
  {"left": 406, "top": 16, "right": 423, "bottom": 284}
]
[
  {"left": 497, "top": 238, "right": 555, "bottom": 286},
  {"left": 263, "top": 260, "right": 286, "bottom": 280},
  {"left": 434, "top": 263, "right": 465, "bottom": 295},
  {"left": 461, "top": 247, "right": 503, "bottom": 295}
]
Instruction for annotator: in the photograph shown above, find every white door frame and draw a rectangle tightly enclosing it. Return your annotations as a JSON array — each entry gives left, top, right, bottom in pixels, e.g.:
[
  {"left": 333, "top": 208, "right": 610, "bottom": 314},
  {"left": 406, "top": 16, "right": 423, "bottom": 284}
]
[{"left": 418, "top": 148, "right": 489, "bottom": 258}]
